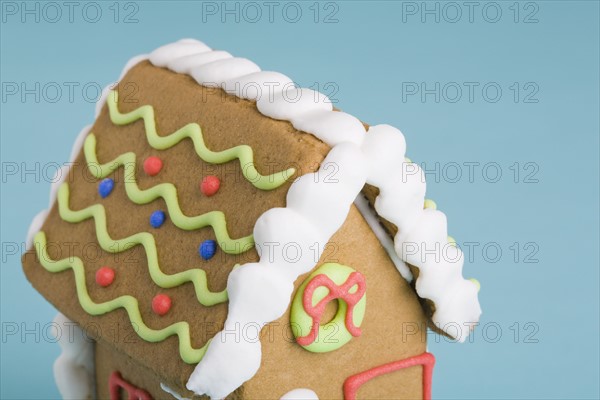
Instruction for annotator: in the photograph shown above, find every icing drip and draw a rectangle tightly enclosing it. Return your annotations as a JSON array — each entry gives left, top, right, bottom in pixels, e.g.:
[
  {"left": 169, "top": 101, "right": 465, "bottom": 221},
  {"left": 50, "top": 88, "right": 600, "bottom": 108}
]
[
  {"left": 280, "top": 389, "right": 319, "bottom": 400},
  {"left": 186, "top": 143, "right": 368, "bottom": 399},
  {"left": 84, "top": 134, "right": 253, "bottom": 254},
  {"left": 52, "top": 313, "right": 95, "bottom": 400},
  {"left": 34, "top": 232, "right": 212, "bottom": 364}
]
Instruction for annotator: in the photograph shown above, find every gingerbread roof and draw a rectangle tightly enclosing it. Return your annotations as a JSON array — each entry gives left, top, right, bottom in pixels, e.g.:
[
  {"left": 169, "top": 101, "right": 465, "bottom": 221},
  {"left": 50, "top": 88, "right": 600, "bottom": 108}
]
[{"left": 22, "top": 39, "right": 481, "bottom": 399}]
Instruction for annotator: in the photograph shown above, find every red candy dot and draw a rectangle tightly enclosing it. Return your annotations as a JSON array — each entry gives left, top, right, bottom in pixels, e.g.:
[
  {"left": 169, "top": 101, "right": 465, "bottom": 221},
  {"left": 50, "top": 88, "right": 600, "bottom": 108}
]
[
  {"left": 95, "top": 266, "right": 115, "bottom": 287},
  {"left": 152, "top": 294, "right": 172, "bottom": 316},
  {"left": 143, "top": 156, "right": 163, "bottom": 177},
  {"left": 200, "top": 175, "right": 221, "bottom": 196}
]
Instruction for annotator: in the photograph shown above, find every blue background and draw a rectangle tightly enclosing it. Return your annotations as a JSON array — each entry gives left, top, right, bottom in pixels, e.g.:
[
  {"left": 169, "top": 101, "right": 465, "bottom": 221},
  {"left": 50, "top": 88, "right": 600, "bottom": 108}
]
[{"left": 1, "top": 1, "right": 598, "bottom": 399}]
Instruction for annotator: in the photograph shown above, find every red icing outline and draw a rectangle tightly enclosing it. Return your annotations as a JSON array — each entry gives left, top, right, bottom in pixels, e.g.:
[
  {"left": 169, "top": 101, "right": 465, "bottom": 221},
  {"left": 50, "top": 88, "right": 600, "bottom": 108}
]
[
  {"left": 109, "top": 371, "right": 152, "bottom": 400},
  {"left": 297, "top": 272, "right": 366, "bottom": 346},
  {"left": 343, "top": 352, "right": 435, "bottom": 400}
]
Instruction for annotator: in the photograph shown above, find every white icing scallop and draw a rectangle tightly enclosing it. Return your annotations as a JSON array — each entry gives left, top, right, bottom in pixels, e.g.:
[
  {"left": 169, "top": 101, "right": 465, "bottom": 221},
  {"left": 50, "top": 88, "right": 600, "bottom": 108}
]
[
  {"left": 149, "top": 39, "right": 211, "bottom": 67},
  {"left": 190, "top": 58, "right": 260, "bottom": 87},
  {"left": 291, "top": 109, "right": 365, "bottom": 146},
  {"left": 354, "top": 194, "right": 413, "bottom": 281},
  {"left": 280, "top": 388, "right": 319, "bottom": 400},
  {"left": 169, "top": 51, "right": 232, "bottom": 74},
  {"left": 257, "top": 87, "right": 333, "bottom": 120},
  {"left": 223, "top": 71, "right": 294, "bottom": 100}
]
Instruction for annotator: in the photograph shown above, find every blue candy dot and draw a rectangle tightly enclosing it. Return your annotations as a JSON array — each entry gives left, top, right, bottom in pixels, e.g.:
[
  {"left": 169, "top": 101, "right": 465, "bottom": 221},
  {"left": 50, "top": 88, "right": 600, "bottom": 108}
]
[
  {"left": 199, "top": 240, "right": 217, "bottom": 260},
  {"left": 150, "top": 210, "right": 166, "bottom": 228},
  {"left": 98, "top": 178, "right": 114, "bottom": 198}
]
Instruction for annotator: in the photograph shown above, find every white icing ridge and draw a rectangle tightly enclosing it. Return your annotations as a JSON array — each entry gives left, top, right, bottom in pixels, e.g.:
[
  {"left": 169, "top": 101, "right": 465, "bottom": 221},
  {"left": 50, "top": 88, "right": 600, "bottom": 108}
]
[
  {"left": 291, "top": 109, "right": 365, "bottom": 147},
  {"left": 161, "top": 383, "right": 191, "bottom": 400},
  {"left": 280, "top": 388, "right": 319, "bottom": 400},
  {"left": 354, "top": 194, "right": 412, "bottom": 281},
  {"left": 169, "top": 51, "right": 231, "bottom": 74},
  {"left": 28, "top": 49, "right": 146, "bottom": 248},
  {"left": 150, "top": 39, "right": 481, "bottom": 397},
  {"left": 149, "top": 40, "right": 211, "bottom": 67},
  {"left": 52, "top": 313, "right": 95, "bottom": 400},
  {"left": 191, "top": 57, "right": 261, "bottom": 87},
  {"left": 257, "top": 87, "right": 333, "bottom": 120}
]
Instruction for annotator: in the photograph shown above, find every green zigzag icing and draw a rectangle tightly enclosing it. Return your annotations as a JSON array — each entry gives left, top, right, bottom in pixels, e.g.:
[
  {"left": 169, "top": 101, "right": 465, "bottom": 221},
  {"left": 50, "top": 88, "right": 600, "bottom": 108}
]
[
  {"left": 106, "top": 90, "right": 295, "bottom": 190},
  {"left": 56, "top": 182, "right": 228, "bottom": 307},
  {"left": 84, "top": 133, "right": 253, "bottom": 254},
  {"left": 33, "top": 231, "right": 209, "bottom": 364}
]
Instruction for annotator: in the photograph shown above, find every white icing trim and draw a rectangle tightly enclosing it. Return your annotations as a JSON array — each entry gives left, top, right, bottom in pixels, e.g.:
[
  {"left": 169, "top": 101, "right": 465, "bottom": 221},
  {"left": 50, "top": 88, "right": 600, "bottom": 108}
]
[
  {"left": 169, "top": 51, "right": 231, "bottom": 74},
  {"left": 26, "top": 124, "right": 91, "bottom": 249},
  {"left": 291, "top": 109, "right": 365, "bottom": 147},
  {"left": 280, "top": 388, "right": 319, "bottom": 400},
  {"left": 149, "top": 39, "right": 211, "bottom": 67},
  {"left": 354, "top": 194, "right": 412, "bottom": 281},
  {"left": 150, "top": 39, "right": 481, "bottom": 398},
  {"left": 223, "top": 71, "right": 294, "bottom": 101},
  {"left": 52, "top": 313, "right": 95, "bottom": 400},
  {"left": 191, "top": 57, "right": 261, "bottom": 87},
  {"left": 161, "top": 383, "right": 191, "bottom": 400},
  {"left": 257, "top": 87, "right": 333, "bottom": 120}
]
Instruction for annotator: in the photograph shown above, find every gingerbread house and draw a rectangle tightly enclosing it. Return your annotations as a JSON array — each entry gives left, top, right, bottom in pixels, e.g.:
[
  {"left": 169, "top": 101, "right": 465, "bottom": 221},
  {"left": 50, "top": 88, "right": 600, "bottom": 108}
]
[{"left": 22, "top": 39, "right": 482, "bottom": 400}]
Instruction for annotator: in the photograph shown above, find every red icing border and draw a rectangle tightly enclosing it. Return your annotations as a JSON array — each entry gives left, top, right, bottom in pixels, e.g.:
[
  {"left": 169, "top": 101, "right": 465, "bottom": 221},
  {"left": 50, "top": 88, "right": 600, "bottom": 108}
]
[
  {"left": 109, "top": 371, "right": 152, "bottom": 400},
  {"left": 343, "top": 352, "right": 435, "bottom": 400}
]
